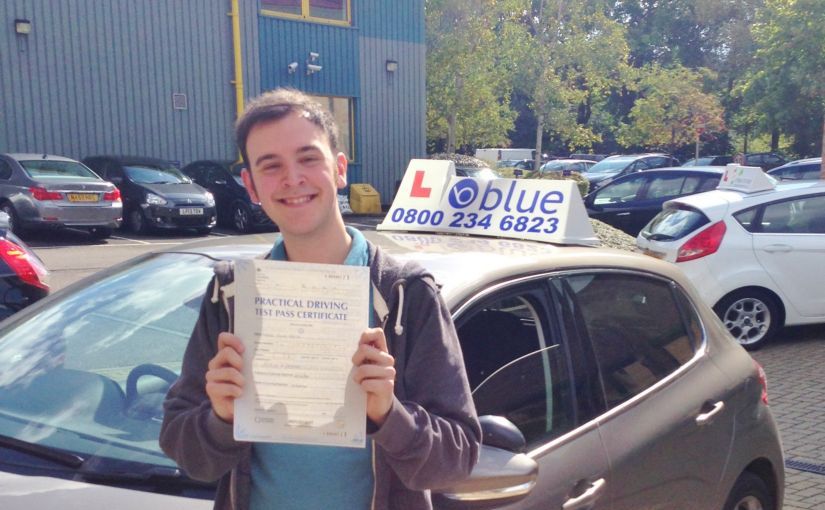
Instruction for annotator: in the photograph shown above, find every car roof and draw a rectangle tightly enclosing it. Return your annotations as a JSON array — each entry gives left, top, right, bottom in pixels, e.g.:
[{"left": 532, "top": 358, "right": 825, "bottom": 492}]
[
  {"left": 772, "top": 157, "right": 821, "bottom": 168},
  {"left": 85, "top": 155, "right": 177, "bottom": 166},
  {"left": 4, "top": 153, "right": 81, "bottom": 162},
  {"left": 664, "top": 180, "right": 825, "bottom": 219},
  {"left": 168, "top": 230, "right": 690, "bottom": 310}
]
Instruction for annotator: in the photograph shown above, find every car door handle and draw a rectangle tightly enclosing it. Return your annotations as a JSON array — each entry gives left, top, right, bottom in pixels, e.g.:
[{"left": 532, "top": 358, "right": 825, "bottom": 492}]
[
  {"left": 695, "top": 401, "right": 725, "bottom": 426},
  {"left": 562, "top": 478, "right": 606, "bottom": 510},
  {"left": 762, "top": 244, "right": 792, "bottom": 253},
  {"left": 616, "top": 212, "right": 631, "bottom": 216}
]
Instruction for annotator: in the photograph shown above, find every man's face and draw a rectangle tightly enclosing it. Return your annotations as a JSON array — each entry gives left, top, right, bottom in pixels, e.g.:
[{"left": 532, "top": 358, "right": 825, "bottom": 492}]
[{"left": 241, "top": 112, "right": 347, "bottom": 240}]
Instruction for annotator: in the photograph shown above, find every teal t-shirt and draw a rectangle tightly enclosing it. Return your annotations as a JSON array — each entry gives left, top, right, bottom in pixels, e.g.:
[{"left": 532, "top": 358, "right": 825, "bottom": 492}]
[{"left": 250, "top": 227, "right": 374, "bottom": 510}]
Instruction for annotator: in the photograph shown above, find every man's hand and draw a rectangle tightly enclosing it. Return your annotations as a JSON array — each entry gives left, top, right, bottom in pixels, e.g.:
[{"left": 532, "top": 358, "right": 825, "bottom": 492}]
[
  {"left": 352, "top": 327, "right": 396, "bottom": 427},
  {"left": 205, "top": 332, "right": 245, "bottom": 423}
]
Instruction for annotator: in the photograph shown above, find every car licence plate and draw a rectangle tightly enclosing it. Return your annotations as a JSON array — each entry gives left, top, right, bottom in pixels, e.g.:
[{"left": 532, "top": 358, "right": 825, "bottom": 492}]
[
  {"left": 67, "top": 193, "right": 100, "bottom": 203},
  {"left": 179, "top": 207, "right": 204, "bottom": 216}
]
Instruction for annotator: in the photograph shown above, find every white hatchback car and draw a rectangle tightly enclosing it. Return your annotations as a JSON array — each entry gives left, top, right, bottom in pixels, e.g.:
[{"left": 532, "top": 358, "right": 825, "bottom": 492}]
[{"left": 636, "top": 168, "right": 825, "bottom": 349}]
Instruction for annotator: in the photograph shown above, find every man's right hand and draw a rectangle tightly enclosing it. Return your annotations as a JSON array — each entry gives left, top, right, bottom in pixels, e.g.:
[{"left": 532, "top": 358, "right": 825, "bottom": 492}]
[{"left": 205, "top": 332, "right": 245, "bottom": 423}]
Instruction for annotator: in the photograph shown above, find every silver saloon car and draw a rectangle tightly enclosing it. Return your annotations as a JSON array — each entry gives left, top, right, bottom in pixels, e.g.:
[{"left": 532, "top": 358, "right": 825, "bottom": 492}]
[
  {"left": 0, "top": 231, "right": 783, "bottom": 510},
  {"left": 0, "top": 153, "right": 122, "bottom": 238}
]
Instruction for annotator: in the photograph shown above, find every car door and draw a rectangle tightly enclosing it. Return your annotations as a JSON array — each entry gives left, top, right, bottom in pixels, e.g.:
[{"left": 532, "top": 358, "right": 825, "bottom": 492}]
[
  {"left": 551, "top": 271, "right": 735, "bottom": 509},
  {"left": 452, "top": 280, "right": 610, "bottom": 510},
  {"left": 586, "top": 174, "right": 649, "bottom": 235},
  {"left": 751, "top": 193, "right": 825, "bottom": 318}
]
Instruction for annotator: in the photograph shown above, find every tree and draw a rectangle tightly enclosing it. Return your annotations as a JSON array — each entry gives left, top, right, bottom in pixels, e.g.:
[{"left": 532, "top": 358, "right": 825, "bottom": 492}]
[
  {"left": 617, "top": 65, "right": 725, "bottom": 153},
  {"left": 739, "top": 0, "right": 825, "bottom": 176},
  {"left": 425, "top": 0, "right": 516, "bottom": 153}
]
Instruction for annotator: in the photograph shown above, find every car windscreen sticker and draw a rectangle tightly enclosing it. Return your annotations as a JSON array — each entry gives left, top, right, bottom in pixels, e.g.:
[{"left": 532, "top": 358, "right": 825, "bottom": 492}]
[
  {"left": 378, "top": 159, "right": 598, "bottom": 246},
  {"left": 717, "top": 164, "right": 778, "bottom": 193}
]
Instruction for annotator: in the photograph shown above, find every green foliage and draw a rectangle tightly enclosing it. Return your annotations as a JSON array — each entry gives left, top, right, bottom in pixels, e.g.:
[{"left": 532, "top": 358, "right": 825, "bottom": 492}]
[{"left": 617, "top": 64, "right": 725, "bottom": 151}]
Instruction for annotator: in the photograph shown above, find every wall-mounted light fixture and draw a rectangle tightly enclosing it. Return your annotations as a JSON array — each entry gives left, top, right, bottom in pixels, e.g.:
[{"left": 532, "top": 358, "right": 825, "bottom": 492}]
[
  {"left": 308, "top": 52, "right": 319, "bottom": 62},
  {"left": 14, "top": 18, "right": 32, "bottom": 35},
  {"left": 386, "top": 60, "right": 398, "bottom": 73},
  {"left": 287, "top": 62, "right": 298, "bottom": 74},
  {"left": 306, "top": 64, "right": 322, "bottom": 75}
]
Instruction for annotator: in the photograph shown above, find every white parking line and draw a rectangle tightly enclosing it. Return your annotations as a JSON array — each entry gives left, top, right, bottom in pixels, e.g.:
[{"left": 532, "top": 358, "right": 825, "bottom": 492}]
[{"left": 110, "top": 235, "right": 151, "bottom": 244}]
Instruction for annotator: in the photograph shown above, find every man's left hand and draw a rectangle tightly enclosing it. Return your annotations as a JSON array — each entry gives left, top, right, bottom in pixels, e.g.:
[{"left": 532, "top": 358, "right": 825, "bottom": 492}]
[{"left": 352, "top": 327, "right": 396, "bottom": 427}]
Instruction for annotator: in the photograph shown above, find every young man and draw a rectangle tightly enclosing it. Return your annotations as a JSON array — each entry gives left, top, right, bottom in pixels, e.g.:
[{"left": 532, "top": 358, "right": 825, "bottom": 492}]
[{"left": 160, "top": 88, "right": 480, "bottom": 510}]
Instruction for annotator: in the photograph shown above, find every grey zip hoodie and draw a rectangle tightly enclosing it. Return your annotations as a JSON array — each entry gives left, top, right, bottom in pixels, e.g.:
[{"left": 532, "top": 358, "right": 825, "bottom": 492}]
[{"left": 159, "top": 242, "right": 481, "bottom": 509}]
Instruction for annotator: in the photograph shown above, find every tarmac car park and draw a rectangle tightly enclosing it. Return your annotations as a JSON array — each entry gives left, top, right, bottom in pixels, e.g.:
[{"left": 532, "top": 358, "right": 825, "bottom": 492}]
[
  {"left": 637, "top": 165, "right": 825, "bottom": 350},
  {"left": 0, "top": 161, "right": 784, "bottom": 510}
]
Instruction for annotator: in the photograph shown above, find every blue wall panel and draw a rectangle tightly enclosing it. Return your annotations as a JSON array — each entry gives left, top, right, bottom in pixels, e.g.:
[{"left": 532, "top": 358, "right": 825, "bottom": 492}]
[
  {"left": 257, "top": 17, "right": 359, "bottom": 98},
  {"left": 356, "top": 0, "right": 423, "bottom": 43}
]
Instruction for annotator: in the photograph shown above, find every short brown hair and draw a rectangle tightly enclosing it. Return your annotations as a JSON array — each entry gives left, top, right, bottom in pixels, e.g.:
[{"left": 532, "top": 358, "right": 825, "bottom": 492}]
[{"left": 235, "top": 88, "right": 340, "bottom": 166}]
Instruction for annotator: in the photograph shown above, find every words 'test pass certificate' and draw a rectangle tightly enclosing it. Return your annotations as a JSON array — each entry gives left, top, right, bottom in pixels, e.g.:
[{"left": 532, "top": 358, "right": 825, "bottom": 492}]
[{"left": 233, "top": 259, "right": 369, "bottom": 448}]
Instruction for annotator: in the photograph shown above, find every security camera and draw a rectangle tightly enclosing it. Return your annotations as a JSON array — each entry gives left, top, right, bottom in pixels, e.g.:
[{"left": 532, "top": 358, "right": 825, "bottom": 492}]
[
  {"left": 306, "top": 64, "right": 322, "bottom": 75},
  {"left": 287, "top": 62, "right": 298, "bottom": 74},
  {"left": 309, "top": 52, "right": 319, "bottom": 62}
]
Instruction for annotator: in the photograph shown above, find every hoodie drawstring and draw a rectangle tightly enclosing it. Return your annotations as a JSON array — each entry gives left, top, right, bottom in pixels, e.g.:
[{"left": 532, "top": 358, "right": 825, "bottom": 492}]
[{"left": 393, "top": 283, "right": 404, "bottom": 336}]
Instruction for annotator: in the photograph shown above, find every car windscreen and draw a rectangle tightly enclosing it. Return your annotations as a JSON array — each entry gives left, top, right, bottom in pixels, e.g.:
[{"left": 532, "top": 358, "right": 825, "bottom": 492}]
[
  {"left": 20, "top": 160, "right": 101, "bottom": 180},
  {"left": 640, "top": 204, "right": 710, "bottom": 241},
  {"left": 125, "top": 165, "right": 191, "bottom": 184},
  {"left": 0, "top": 252, "right": 215, "bottom": 471},
  {"left": 586, "top": 158, "right": 632, "bottom": 174}
]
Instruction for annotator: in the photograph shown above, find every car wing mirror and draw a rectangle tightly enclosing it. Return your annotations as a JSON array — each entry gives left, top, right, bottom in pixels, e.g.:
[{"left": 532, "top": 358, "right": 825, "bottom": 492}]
[
  {"left": 479, "top": 415, "right": 525, "bottom": 452},
  {"left": 432, "top": 444, "right": 538, "bottom": 509}
]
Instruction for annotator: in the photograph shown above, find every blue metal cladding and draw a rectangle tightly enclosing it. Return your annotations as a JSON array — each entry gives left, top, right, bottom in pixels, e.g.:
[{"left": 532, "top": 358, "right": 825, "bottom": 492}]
[
  {"left": 1, "top": 0, "right": 240, "bottom": 164},
  {"left": 257, "top": 17, "right": 359, "bottom": 99},
  {"left": 356, "top": 0, "right": 423, "bottom": 43}
]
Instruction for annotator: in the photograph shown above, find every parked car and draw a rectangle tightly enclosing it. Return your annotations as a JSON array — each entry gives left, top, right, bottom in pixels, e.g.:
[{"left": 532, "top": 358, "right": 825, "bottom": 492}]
[
  {"left": 583, "top": 153, "right": 680, "bottom": 191},
  {"left": 682, "top": 155, "right": 733, "bottom": 167},
  {"left": 539, "top": 159, "right": 597, "bottom": 174},
  {"left": 584, "top": 167, "right": 724, "bottom": 236},
  {"left": 180, "top": 160, "right": 275, "bottom": 233},
  {"left": 0, "top": 211, "right": 49, "bottom": 320},
  {"left": 767, "top": 157, "right": 822, "bottom": 181},
  {"left": 637, "top": 169, "right": 825, "bottom": 349},
  {"left": 429, "top": 153, "right": 500, "bottom": 180},
  {"left": 0, "top": 168, "right": 784, "bottom": 510},
  {"left": 743, "top": 152, "right": 787, "bottom": 171},
  {"left": 0, "top": 153, "right": 122, "bottom": 238},
  {"left": 83, "top": 156, "right": 216, "bottom": 235}
]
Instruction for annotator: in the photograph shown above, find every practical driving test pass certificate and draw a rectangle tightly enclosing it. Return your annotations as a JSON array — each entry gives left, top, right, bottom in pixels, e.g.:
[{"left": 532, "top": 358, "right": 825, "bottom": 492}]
[{"left": 232, "top": 259, "right": 369, "bottom": 448}]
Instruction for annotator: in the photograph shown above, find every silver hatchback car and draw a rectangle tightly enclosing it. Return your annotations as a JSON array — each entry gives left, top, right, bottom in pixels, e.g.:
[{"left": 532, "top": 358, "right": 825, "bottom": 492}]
[
  {"left": 0, "top": 230, "right": 784, "bottom": 510},
  {"left": 0, "top": 153, "right": 122, "bottom": 238}
]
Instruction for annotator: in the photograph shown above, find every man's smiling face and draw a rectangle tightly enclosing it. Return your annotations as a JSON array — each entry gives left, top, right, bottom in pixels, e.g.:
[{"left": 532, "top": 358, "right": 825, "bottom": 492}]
[{"left": 241, "top": 111, "right": 347, "bottom": 242}]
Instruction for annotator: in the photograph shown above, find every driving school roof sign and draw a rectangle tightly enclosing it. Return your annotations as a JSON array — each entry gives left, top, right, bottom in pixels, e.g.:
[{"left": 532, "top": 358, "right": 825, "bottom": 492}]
[
  {"left": 377, "top": 159, "right": 599, "bottom": 246},
  {"left": 717, "top": 164, "right": 778, "bottom": 193}
]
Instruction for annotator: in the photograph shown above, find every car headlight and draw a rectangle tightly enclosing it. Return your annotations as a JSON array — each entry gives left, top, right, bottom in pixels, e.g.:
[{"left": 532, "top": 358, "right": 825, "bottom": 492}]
[
  {"left": 145, "top": 193, "right": 167, "bottom": 206},
  {"left": 204, "top": 192, "right": 215, "bottom": 207}
]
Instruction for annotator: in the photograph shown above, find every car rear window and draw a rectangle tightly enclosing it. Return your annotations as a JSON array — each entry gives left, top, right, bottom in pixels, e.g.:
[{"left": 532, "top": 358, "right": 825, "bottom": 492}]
[
  {"left": 20, "top": 160, "right": 101, "bottom": 180},
  {"left": 640, "top": 205, "right": 710, "bottom": 241}
]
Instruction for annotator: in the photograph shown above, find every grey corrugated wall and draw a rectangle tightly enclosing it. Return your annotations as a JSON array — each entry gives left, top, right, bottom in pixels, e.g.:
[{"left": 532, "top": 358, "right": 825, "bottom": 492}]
[
  {"left": 357, "top": 36, "right": 426, "bottom": 202},
  {"left": 0, "top": 0, "right": 260, "bottom": 165}
]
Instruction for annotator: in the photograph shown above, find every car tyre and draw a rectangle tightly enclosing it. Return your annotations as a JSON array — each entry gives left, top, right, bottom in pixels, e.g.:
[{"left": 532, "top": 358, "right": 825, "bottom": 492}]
[
  {"left": 0, "top": 203, "right": 25, "bottom": 236},
  {"left": 232, "top": 202, "right": 252, "bottom": 233},
  {"left": 714, "top": 289, "right": 781, "bottom": 351},
  {"left": 88, "top": 227, "right": 112, "bottom": 239},
  {"left": 128, "top": 209, "right": 148, "bottom": 234},
  {"left": 723, "top": 471, "right": 773, "bottom": 510}
]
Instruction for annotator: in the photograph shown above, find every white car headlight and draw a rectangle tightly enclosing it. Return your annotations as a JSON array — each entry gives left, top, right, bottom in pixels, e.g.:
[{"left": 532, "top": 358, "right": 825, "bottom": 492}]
[
  {"left": 145, "top": 193, "right": 167, "bottom": 206},
  {"left": 204, "top": 192, "right": 215, "bottom": 207}
]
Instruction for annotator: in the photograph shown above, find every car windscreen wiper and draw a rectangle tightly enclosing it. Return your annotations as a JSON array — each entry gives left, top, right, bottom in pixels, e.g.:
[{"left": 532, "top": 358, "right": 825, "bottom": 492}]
[
  {"left": 0, "top": 433, "right": 85, "bottom": 468},
  {"left": 646, "top": 233, "right": 677, "bottom": 241}
]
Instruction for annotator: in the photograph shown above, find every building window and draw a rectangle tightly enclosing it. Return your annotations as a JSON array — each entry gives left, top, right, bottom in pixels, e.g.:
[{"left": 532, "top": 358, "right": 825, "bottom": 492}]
[
  {"left": 261, "top": 0, "right": 350, "bottom": 25},
  {"left": 309, "top": 95, "right": 355, "bottom": 161}
]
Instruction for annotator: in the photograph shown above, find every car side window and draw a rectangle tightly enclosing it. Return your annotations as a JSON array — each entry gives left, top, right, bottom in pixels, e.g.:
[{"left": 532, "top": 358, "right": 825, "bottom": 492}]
[
  {"left": 0, "top": 159, "right": 12, "bottom": 180},
  {"left": 554, "top": 272, "right": 696, "bottom": 409},
  {"left": 760, "top": 195, "right": 825, "bottom": 234},
  {"left": 696, "top": 176, "right": 721, "bottom": 192},
  {"left": 456, "top": 286, "right": 579, "bottom": 448},
  {"left": 593, "top": 175, "right": 645, "bottom": 205},
  {"left": 646, "top": 175, "right": 686, "bottom": 199}
]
